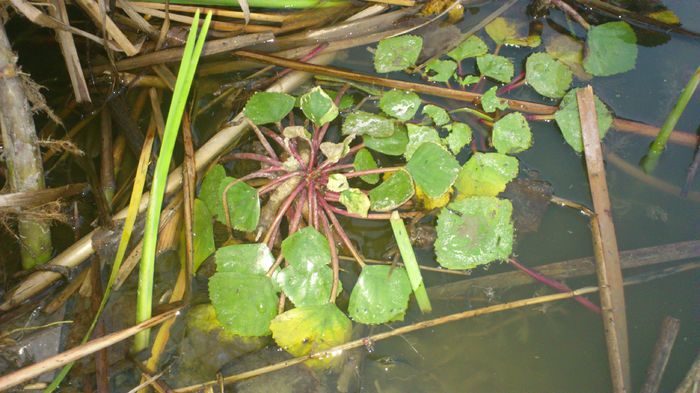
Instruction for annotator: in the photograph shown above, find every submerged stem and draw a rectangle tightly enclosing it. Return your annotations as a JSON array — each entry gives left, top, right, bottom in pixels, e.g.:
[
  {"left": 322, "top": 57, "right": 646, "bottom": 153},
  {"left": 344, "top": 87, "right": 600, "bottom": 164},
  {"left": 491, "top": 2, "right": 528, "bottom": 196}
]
[
  {"left": 318, "top": 209, "right": 340, "bottom": 302},
  {"left": 317, "top": 195, "right": 365, "bottom": 267},
  {"left": 263, "top": 179, "right": 307, "bottom": 247}
]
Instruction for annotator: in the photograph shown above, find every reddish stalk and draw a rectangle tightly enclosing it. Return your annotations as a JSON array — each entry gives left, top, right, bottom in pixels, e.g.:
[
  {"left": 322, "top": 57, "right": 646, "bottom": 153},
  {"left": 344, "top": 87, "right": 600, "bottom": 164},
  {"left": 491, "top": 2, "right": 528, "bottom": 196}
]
[
  {"left": 309, "top": 185, "right": 319, "bottom": 229},
  {"left": 263, "top": 179, "right": 308, "bottom": 247},
  {"left": 266, "top": 254, "right": 284, "bottom": 277},
  {"left": 288, "top": 191, "right": 307, "bottom": 234},
  {"left": 509, "top": 258, "right": 601, "bottom": 314},
  {"left": 321, "top": 163, "right": 355, "bottom": 174},
  {"left": 246, "top": 119, "right": 279, "bottom": 161},
  {"left": 324, "top": 201, "right": 419, "bottom": 220},
  {"left": 317, "top": 195, "right": 365, "bottom": 267},
  {"left": 220, "top": 152, "right": 283, "bottom": 167},
  {"left": 259, "top": 126, "right": 290, "bottom": 153},
  {"left": 257, "top": 171, "right": 302, "bottom": 195},
  {"left": 318, "top": 209, "right": 340, "bottom": 301},
  {"left": 287, "top": 138, "right": 307, "bottom": 169},
  {"left": 344, "top": 166, "right": 403, "bottom": 178},
  {"left": 497, "top": 71, "right": 526, "bottom": 95}
]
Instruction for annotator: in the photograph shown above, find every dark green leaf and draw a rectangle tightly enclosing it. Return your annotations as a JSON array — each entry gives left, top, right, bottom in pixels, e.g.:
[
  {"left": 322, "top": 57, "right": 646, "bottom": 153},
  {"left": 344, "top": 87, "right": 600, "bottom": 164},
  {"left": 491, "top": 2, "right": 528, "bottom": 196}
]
[
  {"left": 477, "top": 54, "right": 514, "bottom": 83},
  {"left": 374, "top": 35, "right": 423, "bottom": 73},
  {"left": 554, "top": 88, "right": 612, "bottom": 152},
  {"left": 379, "top": 89, "right": 421, "bottom": 121},
  {"left": 583, "top": 21, "right": 637, "bottom": 77},
  {"left": 353, "top": 148, "right": 379, "bottom": 184},
  {"left": 209, "top": 273, "right": 278, "bottom": 336},
  {"left": 348, "top": 265, "right": 412, "bottom": 324},
  {"left": 218, "top": 176, "right": 260, "bottom": 232},
  {"left": 363, "top": 127, "right": 409, "bottom": 156},
  {"left": 244, "top": 92, "right": 295, "bottom": 125},
  {"left": 282, "top": 227, "right": 331, "bottom": 270},
  {"left": 406, "top": 142, "right": 460, "bottom": 198},
  {"left": 435, "top": 196, "right": 514, "bottom": 269},
  {"left": 368, "top": 169, "right": 414, "bottom": 212},
  {"left": 525, "top": 52, "right": 572, "bottom": 98},
  {"left": 492, "top": 112, "right": 532, "bottom": 154},
  {"left": 455, "top": 152, "right": 518, "bottom": 197}
]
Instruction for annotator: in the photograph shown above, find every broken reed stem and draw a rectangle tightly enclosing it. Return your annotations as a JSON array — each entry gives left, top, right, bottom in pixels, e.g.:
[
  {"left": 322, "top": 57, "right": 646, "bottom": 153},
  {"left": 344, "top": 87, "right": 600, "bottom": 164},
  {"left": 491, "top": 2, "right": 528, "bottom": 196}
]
[
  {"left": 578, "top": 86, "right": 630, "bottom": 392},
  {"left": 48, "top": 0, "right": 91, "bottom": 102},
  {"left": 0, "top": 23, "right": 53, "bottom": 269},
  {"left": 641, "top": 316, "right": 681, "bottom": 393},
  {"left": 173, "top": 286, "right": 600, "bottom": 393},
  {"left": 128, "top": 2, "right": 287, "bottom": 22}
]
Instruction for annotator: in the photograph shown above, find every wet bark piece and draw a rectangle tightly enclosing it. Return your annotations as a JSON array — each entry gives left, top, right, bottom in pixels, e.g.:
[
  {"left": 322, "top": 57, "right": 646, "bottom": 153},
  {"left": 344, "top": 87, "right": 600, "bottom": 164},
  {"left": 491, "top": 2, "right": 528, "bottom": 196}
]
[
  {"left": 502, "top": 178, "right": 553, "bottom": 234},
  {"left": 0, "top": 24, "right": 52, "bottom": 268}
]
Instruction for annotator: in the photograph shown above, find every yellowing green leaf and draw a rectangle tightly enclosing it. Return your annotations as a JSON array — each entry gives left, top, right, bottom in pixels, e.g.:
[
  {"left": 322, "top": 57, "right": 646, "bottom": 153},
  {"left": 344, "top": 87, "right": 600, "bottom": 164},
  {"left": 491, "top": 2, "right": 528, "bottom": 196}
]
[
  {"left": 340, "top": 188, "right": 370, "bottom": 217},
  {"left": 455, "top": 152, "right": 518, "bottom": 198}
]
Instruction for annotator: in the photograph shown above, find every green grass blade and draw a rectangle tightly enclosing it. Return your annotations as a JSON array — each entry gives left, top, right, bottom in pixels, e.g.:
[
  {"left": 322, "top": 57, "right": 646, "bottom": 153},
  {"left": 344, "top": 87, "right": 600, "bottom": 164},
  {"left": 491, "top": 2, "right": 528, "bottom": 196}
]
[{"left": 389, "top": 211, "right": 432, "bottom": 313}]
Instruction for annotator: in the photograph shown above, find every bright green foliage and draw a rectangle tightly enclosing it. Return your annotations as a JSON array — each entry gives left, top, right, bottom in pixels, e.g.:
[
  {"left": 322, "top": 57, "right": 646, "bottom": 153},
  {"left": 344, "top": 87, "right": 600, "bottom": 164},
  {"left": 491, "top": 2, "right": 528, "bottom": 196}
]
[
  {"left": 425, "top": 59, "right": 458, "bottom": 83},
  {"left": 379, "top": 89, "right": 421, "bottom": 121},
  {"left": 405, "top": 124, "right": 441, "bottom": 160},
  {"left": 193, "top": 199, "right": 215, "bottom": 272},
  {"left": 342, "top": 111, "right": 397, "bottom": 137},
  {"left": 327, "top": 174, "right": 349, "bottom": 192},
  {"left": 455, "top": 152, "right": 518, "bottom": 198},
  {"left": 215, "top": 243, "right": 274, "bottom": 275},
  {"left": 455, "top": 74, "right": 481, "bottom": 86},
  {"left": 368, "top": 169, "right": 414, "bottom": 211},
  {"left": 328, "top": 90, "right": 354, "bottom": 110},
  {"left": 363, "top": 127, "right": 409, "bottom": 156},
  {"left": 388, "top": 212, "right": 431, "bottom": 313},
  {"left": 445, "top": 122, "right": 472, "bottom": 154},
  {"left": 281, "top": 227, "right": 331, "bottom": 271},
  {"left": 320, "top": 134, "right": 354, "bottom": 164},
  {"left": 199, "top": 164, "right": 226, "bottom": 221},
  {"left": 219, "top": 177, "right": 260, "bottom": 232},
  {"left": 270, "top": 304, "right": 352, "bottom": 369},
  {"left": 374, "top": 35, "right": 423, "bottom": 73},
  {"left": 477, "top": 54, "right": 514, "bottom": 83},
  {"left": 435, "top": 196, "right": 514, "bottom": 269},
  {"left": 481, "top": 86, "right": 508, "bottom": 113},
  {"left": 584, "top": 21, "right": 637, "bottom": 77},
  {"left": 340, "top": 188, "right": 370, "bottom": 217},
  {"left": 300, "top": 86, "right": 338, "bottom": 126},
  {"left": 244, "top": 92, "right": 295, "bottom": 125},
  {"left": 276, "top": 265, "right": 338, "bottom": 307},
  {"left": 554, "top": 88, "right": 612, "bottom": 152},
  {"left": 422, "top": 105, "right": 450, "bottom": 126},
  {"left": 406, "top": 142, "right": 460, "bottom": 198},
  {"left": 209, "top": 273, "right": 278, "bottom": 336},
  {"left": 492, "top": 112, "right": 532, "bottom": 154},
  {"left": 348, "top": 265, "right": 412, "bottom": 324},
  {"left": 447, "top": 36, "right": 488, "bottom": 62},
  {"left": 525, "top": 52, "right": 572, "bottom": 98},
  {"left": 353, "top": 148, "right": 379, "bottom": 184}
]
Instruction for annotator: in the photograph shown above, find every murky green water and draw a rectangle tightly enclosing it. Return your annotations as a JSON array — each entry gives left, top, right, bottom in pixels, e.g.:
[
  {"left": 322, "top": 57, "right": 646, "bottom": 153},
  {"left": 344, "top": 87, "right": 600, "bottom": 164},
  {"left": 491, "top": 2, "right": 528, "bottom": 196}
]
[{"left": 3, "top": 1, "right": 700, "bottom": 392}]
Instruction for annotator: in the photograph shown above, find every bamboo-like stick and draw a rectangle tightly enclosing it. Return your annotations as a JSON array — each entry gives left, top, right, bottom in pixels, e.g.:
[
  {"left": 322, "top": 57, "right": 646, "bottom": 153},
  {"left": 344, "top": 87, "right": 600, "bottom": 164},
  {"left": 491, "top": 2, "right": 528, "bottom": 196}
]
[
  {"left": 48, "top": 0, "right": 91, "bottom": 102},
  {"left": 72, "top": 0, "right": 140, "bottom": 56},
  {"left": 0, "top": 309, "right": 180, "bottom": 391},
  {"left": 578, "top": 86, "right": 630, "bottom": 392},
  {"left": 128, "top": 2, "right": 287, "bottom": 22},
  {"left": 641, "top": 316, "right": 681, "bottom": 393},
  {"left": 129, "top": 5, "right": 280, "bottom": 33},
  {"left": 673, "top": 351, "right": 700, "bottom": 393}
]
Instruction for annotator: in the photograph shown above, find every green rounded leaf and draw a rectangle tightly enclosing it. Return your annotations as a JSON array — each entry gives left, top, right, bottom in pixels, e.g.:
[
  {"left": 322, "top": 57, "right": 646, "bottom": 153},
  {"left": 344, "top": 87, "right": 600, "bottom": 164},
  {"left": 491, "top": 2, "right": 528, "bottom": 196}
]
[
  {"left": 374, "top": 35, "right": 423, "bottom": 73},
  {"left": 422, "top": 104, "right": 450, "bottom": 126},
  {"left": 455, "top": 152, "right": 518, "bottom": 198},
  {"left": 435, "top": 196, "right": 514, "bottom": 269},
  {"left": 363, "top": 127, "right": 409, "bottom": 156},
  {"left": 406, "top": 142, "right": 460, "bottom": 199},
  {"left": 193, "top": 199, "right": 215, "bottom": 272},
  {"left": 199, "top": 164, "right": 226, "bottom": 220},
  {"left": 405, "top": 124, "right": 441, "bottom": 160},
  {"left": 424, "top": 59, "right": 458, "bottom": 83},
  {"left": 340, "top": 188, "right": 370, "bottom": 217},
  {"left": 481, "top": 86, "right": 508, "bottom": 113},
  {"left": 276, "top": 264, "right": 339, "bottom": 307},
  {"left": 348, "top": 265, "right": 412, "bottom": 324},
  {"left": 583, "top": 21, "right": 637, "bottom": 77},
  {"left": 244, "top": 92, "right": 295, "bottom": 125},
  {"left": 492, "top": 112, "right": 532, "bottom": 154},
  {"left": 546, "top": 35, "right": 591, "bottom": 80},
  {"left": 215, "top": 243, "right": 274, "bottom": 275},
  {"left": 445, "top": 122, "right": 472, "bottom": 154},
  {"left": 456, "top": 74, "right": 481, "bottom": 87},
  {"left": 447, "top": 36, "right": 488, "bottom": 62},
  {"left": 342, "top": 111, "right": 397, "bottom": 138},
  {"left": 209, "top": 273, "right": 278, "bottom": 336},
  {"left": 477, "top": 54, "right": 514, "bottom": 83},
  {"left": 353, "top": 148, "right": 379, "bottom": 184},
  {"left": 218, "top": 176, "right": 260, "bottom": 232},
  {"left": 282, "top": 227, "right": 331, "bottom": 271},
  {"left": 300, "top": 86, "right": 338, "bottom": 126},
  {"left": 554, "top": 88, "right": 612, "bottom": 152},
  {"left": 270, "top": 304, "right": 352, "bottom": 369},
  {"left": 525, "top": 52, "right": 572, "bottom": 98},
  {"left": 379, "top": 89, "right": 421, "bottom": 121},
  {"left": 368, "top": 169, "right": 414, "bottom": 212}
]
